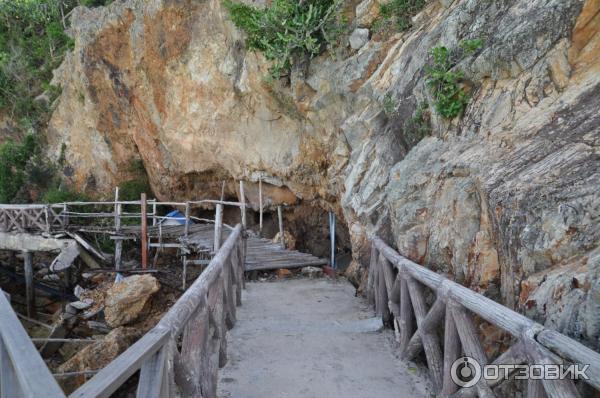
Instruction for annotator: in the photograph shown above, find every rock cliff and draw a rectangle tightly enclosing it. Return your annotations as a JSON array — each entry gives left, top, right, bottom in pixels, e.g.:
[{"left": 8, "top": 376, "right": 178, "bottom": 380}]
[{"left": 47, "top": 0, "right": 600, "bottom": 349}]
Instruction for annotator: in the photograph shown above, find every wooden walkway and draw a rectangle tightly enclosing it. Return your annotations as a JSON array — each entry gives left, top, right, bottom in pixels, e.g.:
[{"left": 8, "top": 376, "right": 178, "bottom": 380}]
[
  {"left": 185, "top": 227, "right": 327, "bottom": 271},
  {"left": 1, "top": 194, "right": 600, "bottom": 397}
]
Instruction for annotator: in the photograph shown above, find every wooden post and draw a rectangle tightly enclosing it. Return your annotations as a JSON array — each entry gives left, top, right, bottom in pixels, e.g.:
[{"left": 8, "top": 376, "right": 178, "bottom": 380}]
[
  {"left": 44, "top": 205, "right": 51, "bottom": 233},
  {"left": 63, "top": 203, "right": 69, "bottom": 227},
  {"left": 399, "top": 276, "right": 414, "bottom": 352},
  {"left": 277, "top": 205, "right": 285, "bottom": 249},
  {"left": 184, "top": 202, "right": 190, "bottom": 237},
  {"left": 23, "top": 251, "right": 34, "bottom": 319},
  {"left": 141, "top": 193, "right": 148, "bottom": 270},
  {"left": 451, "top": 304, "right": 495, "bottom": 398},
  {"left": 406, "top": 277, "right": 443, "bottom": 393},
  {"left": 441, "top": 305, "right": 460, "bottom": 396},
  {"left": 214, "top": 204, "right": 223, "bottom": 252},
  {"left": 259, "top": 178, "right": 263, "bottom": 236},
  {"left": 329, "top": 211, "right": 336, "bottom": 268},
  {"left": 114, "top": 188, "right": 122, "bottom": 272},
  {"left": 183, "top": 202, "right": 190, "bottom": 290},
  {"left": 239, "top": 181, "right": 247, "bottom": 229},
  {"left": 152, "top": 200, "right": 157, "bottom": 227}
]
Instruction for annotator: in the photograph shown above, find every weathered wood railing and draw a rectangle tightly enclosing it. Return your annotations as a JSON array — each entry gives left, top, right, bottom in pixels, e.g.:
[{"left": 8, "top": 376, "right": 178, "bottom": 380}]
[
  {"left": 0, "top": 223, "right": 245, "bottom": 398},
  {"left": 367, "top": 236, "right": 600, "bottom": 397},
  {"left": 0, "top": 204, "right": 67, "bottom": 233}
]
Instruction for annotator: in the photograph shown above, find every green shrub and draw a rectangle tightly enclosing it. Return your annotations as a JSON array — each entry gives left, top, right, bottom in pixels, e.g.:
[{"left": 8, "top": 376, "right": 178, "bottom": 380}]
[
  {"left": 425, "top": 39, "right": 483, "bottom": 119},
  {"left": 0, "top": 135, "right": 38, "bottom": 203},
  {"left": 223, "top": 0, "right": 345, "bottom": 77},
  {"left": 0, "top": 0, "right": 111, "bottom": 130},
  {"left": 379, "top": 0, "right": 427, "bottom": 31},
  {"left": 120, "top": 179, "right": 152, "bottom": 201},
  {"left": 42, "top": 186, "right": 86, "bottom": 203}
]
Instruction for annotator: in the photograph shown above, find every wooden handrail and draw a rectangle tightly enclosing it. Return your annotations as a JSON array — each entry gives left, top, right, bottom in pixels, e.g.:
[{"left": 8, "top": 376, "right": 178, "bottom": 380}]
[
  {"left": 0, "top": 290, "right": 65, "bottom": 397},
  {"left": 369, "top": 236, "right": 600, "bottom": 396},
  {"left": 69, "top": 224, "right": 245, "bottom": 398}
]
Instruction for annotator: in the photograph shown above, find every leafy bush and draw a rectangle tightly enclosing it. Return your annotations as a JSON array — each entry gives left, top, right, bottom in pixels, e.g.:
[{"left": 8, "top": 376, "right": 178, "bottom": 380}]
[
  {"left": 0, "top": 135, "right": 38, "bottom": 202},
  {"left": 42, "top": 186, "right": 86, "bottom": 203},
  {"left": 425, "top": 39, "right": 483, "bottom": 119},
  {"left": 0, "top": 0, "right": 112, "bottom": 130},
  {"left": 379, "top": 0, "right": 427, "bottom": 31},
  {"left": 223, "top": 0, "right": 345, "bottom": 77}
]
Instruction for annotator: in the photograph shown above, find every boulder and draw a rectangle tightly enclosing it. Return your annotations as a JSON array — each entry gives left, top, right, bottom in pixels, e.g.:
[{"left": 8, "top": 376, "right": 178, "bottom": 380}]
[
  {"left": 104, "top": 274, "right": 160, "bottom": 327},
  {"left": 349, "top": 28, "right": 370, "bottom": 50},
  {"left": 272, "top": 231, "right": 297, "bottom": 250},
  {"left": 56, "top": 327, "right": 140, "bottom": 393}
]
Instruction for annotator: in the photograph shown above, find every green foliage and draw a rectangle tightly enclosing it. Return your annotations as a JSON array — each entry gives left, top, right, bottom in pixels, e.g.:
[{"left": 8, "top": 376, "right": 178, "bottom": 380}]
[
  {"left": 0, "top": 135, "right": 38, "bottom": 202},
  {"left": 80, "top": 0, "right": 113, "bottom": 6},
  {"left": 223, "top": 0, "right": 345, "bottom": 77},
  {"left": 42, "top": 186, "right": 86, "bottom": 203},
  {"left": 425, "top": 39, "right": 484, "bottom": 119},
  {"left": 120, "top": 158, "right": 153, "bottom": 203},
  {"left": 403, "top": 102, "right": 430, "bottom": 146},
  {"left": 382, "top": 94, "right": 398, "bottom": 116},
  {"left": 0, "top": 0, "right": 111, "bottom": 130},
  {"left": 120, "top": 179, "right": 152, "bottom": 201},
  {"left": 377, "top": 0, "right": 426, "bottom": 32}
]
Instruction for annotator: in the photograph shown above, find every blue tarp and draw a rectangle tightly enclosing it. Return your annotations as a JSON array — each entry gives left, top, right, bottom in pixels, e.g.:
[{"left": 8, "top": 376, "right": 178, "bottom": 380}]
[{"left": 162, "top": 210, "right": 187, "bottom": 225}]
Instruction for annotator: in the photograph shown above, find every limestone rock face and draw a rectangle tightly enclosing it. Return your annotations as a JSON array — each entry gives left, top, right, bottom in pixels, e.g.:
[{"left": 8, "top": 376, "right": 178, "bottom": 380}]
[
  {"left": 104, "top": 274, "right": 160, "bottom": 327},
  {"left": 49, "top": 0, "right": 600, "bottom": 348}
]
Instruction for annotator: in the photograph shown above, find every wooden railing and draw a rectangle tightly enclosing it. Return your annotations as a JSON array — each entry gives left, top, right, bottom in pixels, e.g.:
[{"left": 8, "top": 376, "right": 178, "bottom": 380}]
[
  {"left": 0, "top": 204, "right": 67, "bottom": 233},
  {"left": 367, "top": 236, "right": 600, "bottom": 397},
  {"left": 0, "top": 223, "right": 245, "bottom": 398}
]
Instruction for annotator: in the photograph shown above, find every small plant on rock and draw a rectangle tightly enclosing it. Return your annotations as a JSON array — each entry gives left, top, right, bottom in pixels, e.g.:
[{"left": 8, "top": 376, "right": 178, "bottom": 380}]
[
  {"left": 425, "top": 38, "right": 483, "bottom": 119},
  {"left": 403, "top": 102, "right": 431, "bottom": 147},
  {"left": 379, "top": 0, "right": 427, "bottom": 31},
  {"left": 382, "top": 94, "right": 398, "bottom": 117}
]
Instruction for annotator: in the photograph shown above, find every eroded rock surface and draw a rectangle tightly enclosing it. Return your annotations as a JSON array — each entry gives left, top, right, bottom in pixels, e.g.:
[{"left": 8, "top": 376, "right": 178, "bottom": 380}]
[
  {"left": 56, "top": 327, "right": 140, "bottom": 393},
  {"left": 48, "top": 0, "right": 600, "bottom": 349},
  {"left": 104, "top": 274, "right": 160, "bottom": 327}
]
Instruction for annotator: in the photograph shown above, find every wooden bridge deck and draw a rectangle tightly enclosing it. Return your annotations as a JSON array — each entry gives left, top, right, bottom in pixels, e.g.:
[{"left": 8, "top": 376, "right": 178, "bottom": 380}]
[{"left": 185, "top": 228, "right": 328, "bottom": 271}]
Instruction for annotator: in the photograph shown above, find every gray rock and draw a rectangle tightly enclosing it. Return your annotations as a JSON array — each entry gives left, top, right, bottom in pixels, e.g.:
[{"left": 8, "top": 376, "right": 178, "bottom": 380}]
[
  {"left": 301, "top": 266, "right": 324, "bottom": 278},
  {"left": 70, "top": 298, "right": 94, "bottom": 310},
  {"left": 349, "top": 28, "right": 369, "bottom": 50}
]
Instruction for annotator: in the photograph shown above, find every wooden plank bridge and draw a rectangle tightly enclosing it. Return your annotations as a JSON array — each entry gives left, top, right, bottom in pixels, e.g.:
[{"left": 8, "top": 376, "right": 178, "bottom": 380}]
[{"left": 0, "top": 193, "right": 599, "bottom": 397}]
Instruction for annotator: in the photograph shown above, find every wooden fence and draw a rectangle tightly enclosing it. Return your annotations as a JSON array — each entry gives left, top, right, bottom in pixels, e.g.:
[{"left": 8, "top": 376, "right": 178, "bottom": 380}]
[
  {"left": 367, "top": 236, "right": 600, "bottom": 397},
  {"left": 0, "top": 223, "right": 245, "bottom": 398},
  {"left": 0, "top": 199, "right": 248, "bottom": 234}
]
